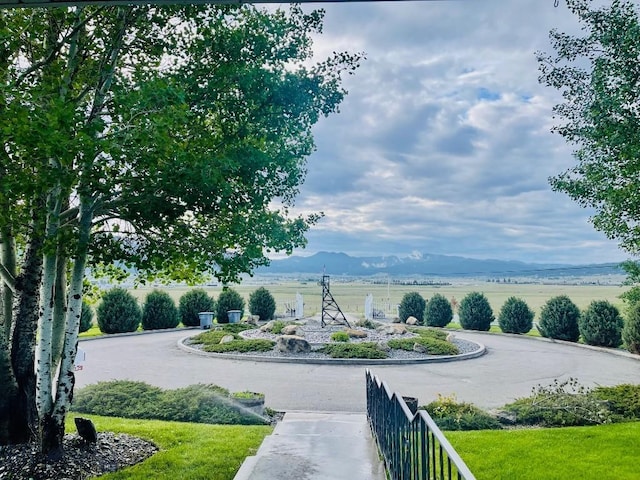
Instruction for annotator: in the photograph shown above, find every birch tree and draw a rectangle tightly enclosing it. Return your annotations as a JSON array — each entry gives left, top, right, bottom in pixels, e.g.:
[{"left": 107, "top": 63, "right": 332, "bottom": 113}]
[{"left": 0, "top": 4, "right": 361, "bottom": 456}]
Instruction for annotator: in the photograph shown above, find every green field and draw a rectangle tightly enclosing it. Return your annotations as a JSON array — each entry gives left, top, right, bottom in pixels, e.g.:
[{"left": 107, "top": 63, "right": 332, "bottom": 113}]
[{"left": 127, "top": 281, "right": 628, "bottom": 319}]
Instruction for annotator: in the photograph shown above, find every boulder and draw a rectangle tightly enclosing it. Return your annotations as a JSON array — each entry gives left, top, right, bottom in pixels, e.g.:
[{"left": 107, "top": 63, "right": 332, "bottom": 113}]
[
  {"left": 406, "top": 316, "right": 418, "bottom": 326},
  {"left": 345, "top": 328, "right": 368, "bottom": 338},
  {"left": 413, "top": 342, "right": 428, "bottom": 354},
  {"left": 391, "top": 316, "right": 401, "bottom": 323},
  {"left": 376, "top": 341, "right": 391, "bottom": 352},
  {"left": 220, "top": 335, "right": 235, "bottom": 344},
  {"left": 276, "top": 335, "right": 311, "bottom": 354},
  {"left": 377, "top": 324, "right": 408, "bottom": 335},
  {"left": 260, "top": 320, "right": 276, "bottom": 332},
  {"left": 282, "top": 324, "right": 298, "bottom": 335},
  {"left": 243, "top": 315, "right": 259, "bottom": 326},
  {"left": 446, "top": 332, "right": 456, "bottom": 342}
]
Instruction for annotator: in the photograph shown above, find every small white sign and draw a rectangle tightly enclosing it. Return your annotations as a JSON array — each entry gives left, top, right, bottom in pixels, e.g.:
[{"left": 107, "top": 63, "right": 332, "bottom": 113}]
[{"left": 74, "top": 348, "right": 86, "bottom": 371}]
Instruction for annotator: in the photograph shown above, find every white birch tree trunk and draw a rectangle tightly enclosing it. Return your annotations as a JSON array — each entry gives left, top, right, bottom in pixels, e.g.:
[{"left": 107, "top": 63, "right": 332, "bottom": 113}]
[{"left": 35, "top": 183, "right": 62, "bottom": 444}]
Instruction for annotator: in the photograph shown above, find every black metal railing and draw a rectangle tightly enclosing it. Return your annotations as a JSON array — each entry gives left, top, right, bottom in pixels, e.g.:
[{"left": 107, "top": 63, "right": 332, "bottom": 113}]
[{"left": 366, "top": 370, "right": 476, "bottom": 480}]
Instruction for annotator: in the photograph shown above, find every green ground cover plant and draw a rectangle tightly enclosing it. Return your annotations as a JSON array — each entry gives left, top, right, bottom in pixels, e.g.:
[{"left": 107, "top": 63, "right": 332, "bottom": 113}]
[
  {"left": 387, "top": 336, "right": 459, "bottom": 355},
  {"left": 447, "top": 422, "right": 640, "bottom": 480},
  {"left": 65, "top": 414, "right": 271, "bottom": 480},
  {"left": 202, "top": 339, "right": 275, "bottom": 353},
  {"left": 331, "top": 331, "right": 350, "bottom": 342},
  {"left": 72, "top": 381, "right": 269, "bottom": 425},
  {"left": 318, "top": 342, "right": 387, "bottom": 359}
]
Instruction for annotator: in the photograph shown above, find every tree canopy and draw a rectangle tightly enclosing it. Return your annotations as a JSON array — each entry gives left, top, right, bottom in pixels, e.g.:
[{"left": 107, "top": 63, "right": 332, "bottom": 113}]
[
  {"left": 538, "top": 0, "right": 640, "bottom": 265},
  {"left": 0, "top": 4, "right": 361, "bottom": 455}
]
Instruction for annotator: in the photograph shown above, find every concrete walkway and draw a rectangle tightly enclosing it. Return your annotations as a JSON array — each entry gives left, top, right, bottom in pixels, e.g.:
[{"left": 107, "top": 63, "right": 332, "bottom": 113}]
[{"left": 233, "top": 412, "right": 386, "bottom": 480}]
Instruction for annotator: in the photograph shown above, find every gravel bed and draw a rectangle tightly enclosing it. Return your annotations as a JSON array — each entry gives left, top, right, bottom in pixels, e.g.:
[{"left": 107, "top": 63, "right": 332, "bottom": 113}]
[
  {"left": 0, "top": 432, "right": 157, "bottom": 480},
  {"left": 188, "top": 320, "right": 481, "bottom": 361}
]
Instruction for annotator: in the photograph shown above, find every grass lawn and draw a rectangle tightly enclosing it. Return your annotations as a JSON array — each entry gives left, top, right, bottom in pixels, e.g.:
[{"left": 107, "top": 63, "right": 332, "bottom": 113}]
[
  {"left": 65, "top": 414, "right": 272, "bottom": 480},
  {"left": 447, "top": 422, "right": 640, "bottom": 480}
]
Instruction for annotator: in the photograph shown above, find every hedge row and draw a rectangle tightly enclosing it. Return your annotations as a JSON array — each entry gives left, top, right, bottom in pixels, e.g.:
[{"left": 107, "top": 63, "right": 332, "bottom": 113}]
[
  {"left": 399, "top": 291, "right": 639, "bottom": 353},
  {"left": 92, "top": 287, "right": 276, "bottom": 334}
]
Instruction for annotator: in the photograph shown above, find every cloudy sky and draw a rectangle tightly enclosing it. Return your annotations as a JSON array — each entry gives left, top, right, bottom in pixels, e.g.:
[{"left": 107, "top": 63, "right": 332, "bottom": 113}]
[{"left": 282, "top": 0, "right": 627, "bottom": 265}]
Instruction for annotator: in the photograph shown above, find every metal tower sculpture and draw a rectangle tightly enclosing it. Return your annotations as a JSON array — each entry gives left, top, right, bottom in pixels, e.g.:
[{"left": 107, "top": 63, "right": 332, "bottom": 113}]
[{"left": 320, "top": 275, "right": 350, "bottom": 328}]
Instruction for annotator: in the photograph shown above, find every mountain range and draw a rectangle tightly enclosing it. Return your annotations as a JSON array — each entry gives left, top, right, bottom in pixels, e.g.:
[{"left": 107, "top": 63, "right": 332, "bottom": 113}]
[{"left": 258, "top": 251, "right": 623, "bottom": 278}]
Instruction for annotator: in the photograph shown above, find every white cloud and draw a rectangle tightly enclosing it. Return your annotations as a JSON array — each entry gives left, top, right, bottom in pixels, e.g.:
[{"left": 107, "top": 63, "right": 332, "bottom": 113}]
[{"left": 282, "top": 0, "right": 628, "bottom": 265}]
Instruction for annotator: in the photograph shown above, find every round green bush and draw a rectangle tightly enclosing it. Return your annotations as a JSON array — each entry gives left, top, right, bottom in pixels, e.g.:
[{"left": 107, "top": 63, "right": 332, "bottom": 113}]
[
  {"left": 216, "top": 288, "right": 245, "bottom": 324},
  {"left": 458, "top": 292, "right": 494, "bottom": 331},
  {"left": 399, "top": 291, "right": 426, "bottom": 324},
  {"left": 142, "top": 289, "right": 180, "bottom": 330},
  {"left": 96, "top": 288, "right": 141, "bottom": 334},
  {"left": 179, "top": 289, "right": 216, "bottom": 327},
  {"left": 425, "top": 293, "right": 453, "bottom": 327},
  {"left": 498, "top": 296, "right": 534, "bottom": 334},
  {"left": 538, "top": 295, "right": 580, "bottom": 342},
  {"left": 249, "top": 287, "right": 276, "bottom": 321},
  {"left": 579, "top": 300, "right": 623, "bottom": 347},
  {"left": 79, "top": 300, "right": 94, "bottom": 333},
  {"left": 623, "top": 302, "right": 640, "bottom": 354}
]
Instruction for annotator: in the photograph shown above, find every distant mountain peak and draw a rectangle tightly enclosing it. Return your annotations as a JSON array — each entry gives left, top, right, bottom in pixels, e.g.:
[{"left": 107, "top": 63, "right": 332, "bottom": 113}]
[{"left": 259, "top": 251, "right": 621, "bottom": 278}]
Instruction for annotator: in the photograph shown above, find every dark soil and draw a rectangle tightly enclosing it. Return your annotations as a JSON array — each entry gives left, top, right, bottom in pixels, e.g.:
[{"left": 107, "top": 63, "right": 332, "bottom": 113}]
[{"left": 0, "top": 432, "right": 157, "bottom": 480}]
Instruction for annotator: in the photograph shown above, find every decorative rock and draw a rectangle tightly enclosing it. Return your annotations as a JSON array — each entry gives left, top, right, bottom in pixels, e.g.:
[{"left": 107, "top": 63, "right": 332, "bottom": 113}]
[
  {"left": 377, "top": 324, "right": 408, "bottom": 335},
  {"left": 244, "top": 315, "right": 259, "bottom": 325},
  {"left": 345, "top": 328, "right": 368, "bottom": 338},
  {"left": 376, "top": 341, "right": 391, "bottom": 352},
  {"left": 220, "top": 335, "right": 235, "bottom": 344},
  {"left": 282, "top": 324, "right": 298, "bottom": 335},
  {"left": 446, "top": 332, "right": 456, "bottom": 342},
  {"left": 391, "top": 316, "right": 401, "bottom": 323},
  {"left": 260, "top": 320, "right": 275, "bottom": 332},
  {"left": 276, "top": 335, "right": 311, "bottom": 354},
  {"left": 413, "top": 342, "right": 428, "bottom": 354},
  {"left": 406, "top": 316, "right": 418, "bottom": 326}
]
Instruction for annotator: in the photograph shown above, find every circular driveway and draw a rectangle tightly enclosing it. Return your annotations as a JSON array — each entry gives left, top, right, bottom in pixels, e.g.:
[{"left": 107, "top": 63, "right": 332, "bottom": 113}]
[{"left": 76, "top": 329, "right": 639, "bottom": 411}]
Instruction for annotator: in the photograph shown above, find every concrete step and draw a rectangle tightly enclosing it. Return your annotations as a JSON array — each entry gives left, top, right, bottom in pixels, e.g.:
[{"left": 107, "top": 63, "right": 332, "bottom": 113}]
[{"left": 234, "top": 411, "right": 386, "bottom": 480}]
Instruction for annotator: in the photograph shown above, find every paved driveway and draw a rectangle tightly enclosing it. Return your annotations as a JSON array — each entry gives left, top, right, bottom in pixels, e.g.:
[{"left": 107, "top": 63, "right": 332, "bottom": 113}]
[{"left": 76, "top": 330, "right": 639, "bottom": 411}]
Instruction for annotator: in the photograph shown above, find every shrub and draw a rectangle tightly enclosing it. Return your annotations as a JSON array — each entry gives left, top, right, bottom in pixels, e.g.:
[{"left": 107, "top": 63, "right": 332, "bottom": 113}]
[
  {"left": 79, "top": 301, "right": 94, "bottom": 333},
  {"left": 142, "top": 289, "right": 180, "bottom": 330},
  {"left": 96, "top": 287, "right": 141, "bottom": 334},
  {"left": 72, "top": 380, "right": 267, "bottom": 425},
  {"left": 318, "top": 342, "right": 387, "bottom": 359},
  {"left": 216, "top": 288, "right": 245, "bottom": 324},
  {"left": 422, "top": 394, "right": 502, "bottom": 431},
  {"left": 458, "top": 292, "right": 494, "bottom": 331},
  {"left": 503, "top": 378, "right": 612, "bottom": 427},
  {"left": 387, "top": 337, "right": 459, "bottom": 355},
  {"left": 179, "top": 289, "right": 216, "bottom": 327},
  {"left": 425, "top": 293, "right": 453, "bottom": 327},
  {"left": 579, "top": 300, "right": 623, "bottom": 347},
  {"left": 538, "top": 295, "right": 580, "bottom": 342},
  {"left": 623, "top": 302, "right": 640, "bottom": 354},
  {"left": 331, "top": 331, "right": 350, "bottom": 342},
  {"left": 591, "top": 384, "right": 640, "bottom": 419},
  {"left": 398, "top": 292, "right": 426, "bottom": 324},
  {"left": 498, "top": 297, "right": 534, "bottom": 334},
  {"left": 249, "top": 287, "right": 276, "bottom": 321}
]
